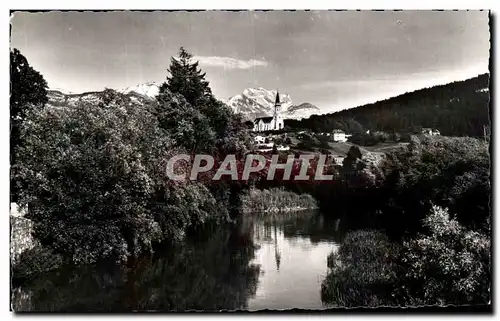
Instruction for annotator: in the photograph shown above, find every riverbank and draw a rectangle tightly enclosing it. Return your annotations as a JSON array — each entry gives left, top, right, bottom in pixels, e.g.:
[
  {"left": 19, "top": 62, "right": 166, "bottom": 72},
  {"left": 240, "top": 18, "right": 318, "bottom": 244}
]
[
  {"left": 10, "top": 210, "right": 336, "bottom": 312},
  {"left": 240, "top": 187, "right": 318, "bottom": 214}
]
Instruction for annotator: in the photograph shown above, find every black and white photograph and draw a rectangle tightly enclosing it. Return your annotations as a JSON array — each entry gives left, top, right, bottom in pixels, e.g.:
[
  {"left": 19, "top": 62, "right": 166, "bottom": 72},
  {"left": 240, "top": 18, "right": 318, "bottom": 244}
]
[{"left": 8, "top": 9, "right": 491, "bottom": 312}]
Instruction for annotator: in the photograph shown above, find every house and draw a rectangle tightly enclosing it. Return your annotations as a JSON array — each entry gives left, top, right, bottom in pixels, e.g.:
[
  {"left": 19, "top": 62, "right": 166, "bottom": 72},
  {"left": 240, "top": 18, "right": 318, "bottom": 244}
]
[
  {"left": 254, "top": 135, "right": 266, "bottom": 144},
  {"left": 253, "top": 91, "right": 284, "bottom": 132},
  {"left": 421, "top": 128, "right": 440, "bottom": 136},
  {"left": 255, "top": 143, "right": 289, "bottom": 153},
  {"left": 276, "top": 145, "right": 290, "bottom": 151},
  {"left": 332, "top": 129, "right": 348, "bottom": 142},
  {"left": 332, "top": 156, "right": 345, "bottom": 166}
]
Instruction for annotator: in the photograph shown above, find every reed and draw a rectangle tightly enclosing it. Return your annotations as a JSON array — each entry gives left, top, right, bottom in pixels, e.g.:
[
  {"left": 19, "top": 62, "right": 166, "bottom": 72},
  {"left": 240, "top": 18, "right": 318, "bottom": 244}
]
[{"left": 240, "top": 187, "right": 318, "bottom": 214}]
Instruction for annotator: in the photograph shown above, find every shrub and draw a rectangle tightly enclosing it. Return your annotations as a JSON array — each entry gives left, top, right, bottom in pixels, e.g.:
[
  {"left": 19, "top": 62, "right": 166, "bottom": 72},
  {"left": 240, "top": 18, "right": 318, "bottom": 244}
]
[
  {"left": 11, "top": 245, "right": 63, "bottom": 285},
  {"left": 296, "top": 141, "right": 316, "bottom": 152},
  {"left": 321, "top": 230, "right": 400, "bottom": 307},
  {"left": 399, "top": 206, "right": 491, "bottom": 305},
  {"left": 240, "top": 187, "right": 318, "bottom": 213},
  {"left": 321, "top": 206, "right": 491, "bottom": 307}
]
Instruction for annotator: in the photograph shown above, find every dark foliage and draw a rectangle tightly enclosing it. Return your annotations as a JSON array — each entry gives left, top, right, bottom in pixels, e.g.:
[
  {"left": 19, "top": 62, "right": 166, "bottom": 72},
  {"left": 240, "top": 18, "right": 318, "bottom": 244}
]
[
  {"left": 10, "top": 48, "right": 48, "bottom": 201},
  {"left": 293, "top": 135, "right": 490, "bottom": 238},
  {"left": 321, "top": 230, "right": 401, "bottom": 307},
  {"left": 161, "top": 47, "right": 212, "bottom": 107},
  {"left": 286, "top": 74, "right": 490, "bottom": 138},
  {"left": 321, "top": 208, "right": 490, "bottom": 307}
]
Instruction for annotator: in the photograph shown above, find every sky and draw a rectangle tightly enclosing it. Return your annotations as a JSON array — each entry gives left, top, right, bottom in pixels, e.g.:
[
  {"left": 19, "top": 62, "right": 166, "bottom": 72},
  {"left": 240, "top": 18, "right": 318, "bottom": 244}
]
[{"left": 10, "top": 10, "right": 490, "bottom": 113}]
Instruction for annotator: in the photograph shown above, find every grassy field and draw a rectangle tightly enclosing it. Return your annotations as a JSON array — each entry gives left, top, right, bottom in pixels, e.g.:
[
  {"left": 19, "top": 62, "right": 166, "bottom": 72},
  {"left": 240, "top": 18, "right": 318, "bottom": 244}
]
[{"left": 258, "top": 131, "right": 409, "bottom": 157}]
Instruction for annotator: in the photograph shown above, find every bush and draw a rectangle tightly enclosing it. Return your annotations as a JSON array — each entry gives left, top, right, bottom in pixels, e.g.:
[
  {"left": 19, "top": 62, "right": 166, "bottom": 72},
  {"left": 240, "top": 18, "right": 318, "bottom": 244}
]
[
  {"left": 399, "top": 206, "right": 491, "bottom": 305},
  {"left": 321, "top": 206, "right": 491, "bottom": 307},
  {"left": 317, "top": 135, "right": 330, "bottom": 149},
  {"left": 240, "top": 187, "right": 318, "bottom": 213},
  {"left": 349, "top": 133, "right": 381, "bottom": 146},
  {"left": 11, "top": 245, "right": 63, "bottom": 285},
  {"left": 321, "top": 230, "right": 400, "bottom": 307},
  {"left": 296, "top": 141, "right": 316, "bottom": 152}
]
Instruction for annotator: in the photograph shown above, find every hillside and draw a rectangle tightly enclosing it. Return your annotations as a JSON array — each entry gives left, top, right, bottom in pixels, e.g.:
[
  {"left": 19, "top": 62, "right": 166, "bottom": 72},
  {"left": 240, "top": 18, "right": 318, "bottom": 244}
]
[{"left": 285, "top": 74, "right": 490, "bottom": 137}]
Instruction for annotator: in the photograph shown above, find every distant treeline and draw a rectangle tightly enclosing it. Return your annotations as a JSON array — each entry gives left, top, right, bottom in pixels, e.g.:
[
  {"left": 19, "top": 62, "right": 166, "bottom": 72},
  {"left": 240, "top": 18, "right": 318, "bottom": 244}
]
[{"left": 285, "top": 74, "right": 490, "bottom": 137}]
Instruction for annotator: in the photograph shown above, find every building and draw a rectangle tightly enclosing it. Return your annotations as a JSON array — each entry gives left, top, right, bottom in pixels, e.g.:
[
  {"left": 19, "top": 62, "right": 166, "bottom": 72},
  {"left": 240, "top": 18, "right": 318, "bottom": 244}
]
[
  {"left": 332, "top": 129, "right": 348, "bottom": 142},
  {"left": 332, "top": 155, "right": 345, "bottom": 166},
  {"left": 254, "top": 135, "right": 266, "bottom": 144},
  {"left": 253, "top": 91, "right": 284, "bottom": 132},
  {"left": 421, "top": 128, "right": 440, "bottom": 136}
]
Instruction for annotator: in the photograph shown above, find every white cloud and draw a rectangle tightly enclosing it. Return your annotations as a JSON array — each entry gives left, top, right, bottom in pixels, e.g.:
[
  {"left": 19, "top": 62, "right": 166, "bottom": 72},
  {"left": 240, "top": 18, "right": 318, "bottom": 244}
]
[{"left": 190, "top": 56, "right": 268, "bottom": 70}]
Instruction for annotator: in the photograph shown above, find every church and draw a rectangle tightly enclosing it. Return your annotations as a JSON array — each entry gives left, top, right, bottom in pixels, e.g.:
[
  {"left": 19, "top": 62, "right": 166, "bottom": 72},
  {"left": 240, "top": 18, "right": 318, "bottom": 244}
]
[{"left": 253, "top": 91, "right": 284, "bottom": 132}]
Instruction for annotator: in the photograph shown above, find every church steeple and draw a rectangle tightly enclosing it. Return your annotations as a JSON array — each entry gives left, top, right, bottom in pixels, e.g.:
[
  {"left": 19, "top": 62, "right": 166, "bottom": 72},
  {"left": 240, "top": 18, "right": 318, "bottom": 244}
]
[
  {"left": 275, "top": 90, "right": 281, "bottom": 106},
  {"left": 273, "top": 90, "right": 281, "bottom": 130}
]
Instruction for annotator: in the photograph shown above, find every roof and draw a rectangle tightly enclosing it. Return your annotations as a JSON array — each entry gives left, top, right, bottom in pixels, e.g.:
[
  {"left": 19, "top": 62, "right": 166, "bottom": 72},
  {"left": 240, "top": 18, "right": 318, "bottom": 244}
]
[
  {"left": 254, "top": 116, "right": 274, "bottom": 124},
  {"left": 275, "top": 91, "right": 281, "bottom": 105},
  {"left": 332, "top": 129, "right": 345, "bottom": 133}
]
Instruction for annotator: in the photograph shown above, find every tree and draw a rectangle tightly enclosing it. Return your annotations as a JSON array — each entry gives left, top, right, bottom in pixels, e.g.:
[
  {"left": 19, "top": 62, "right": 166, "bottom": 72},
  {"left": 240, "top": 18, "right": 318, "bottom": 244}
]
[
  {"left": 154, "top": 90, "right": 216, "bottom": 154},
  {"left": 161, "top": 47, "right": 211, "bottom": 106},
  {"left": 156, "top": 47, "right": 246, "bottom": 155},
  {"left": 380, "top": 136, "right": 491, "bottom": 235},
  {"left": 10, "top": 48, "right": 48, "bottom": 201},
  {"left": 15, "top": 97, "right": 218, "bottom": 264},
  {"left": 98, "top": 88, "right": 131, "bottom": 107},
  {"left": 10, "top": 48, "right": 48, "bottom": 122},
  {"left": 284, "top": 74, "right": 490, "bottom": 138},
  {"left": 156, "top": 48, "right": 253, "bottom": 219}
]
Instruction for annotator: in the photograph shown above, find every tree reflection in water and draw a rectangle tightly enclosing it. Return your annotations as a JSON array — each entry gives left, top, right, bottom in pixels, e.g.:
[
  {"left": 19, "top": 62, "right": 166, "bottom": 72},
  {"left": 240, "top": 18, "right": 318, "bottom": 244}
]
[{"left": 12, "top": 224, "right": 261, "bottom": 312}]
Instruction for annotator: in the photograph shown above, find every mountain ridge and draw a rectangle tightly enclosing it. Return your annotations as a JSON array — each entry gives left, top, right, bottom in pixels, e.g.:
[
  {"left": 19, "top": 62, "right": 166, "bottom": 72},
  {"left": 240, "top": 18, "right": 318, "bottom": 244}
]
[
  {"left": 47, "top": 83, "right": 321, "bottom": 121},
  {"left": 225, "top": 87, "right": 320, "bottom": 120}
]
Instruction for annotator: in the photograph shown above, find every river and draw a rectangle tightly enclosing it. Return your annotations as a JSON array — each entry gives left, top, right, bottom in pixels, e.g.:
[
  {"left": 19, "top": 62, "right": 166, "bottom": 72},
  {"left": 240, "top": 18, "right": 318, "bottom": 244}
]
[{"left": 12, "top": 210, "right": 345, "bottom": 312}]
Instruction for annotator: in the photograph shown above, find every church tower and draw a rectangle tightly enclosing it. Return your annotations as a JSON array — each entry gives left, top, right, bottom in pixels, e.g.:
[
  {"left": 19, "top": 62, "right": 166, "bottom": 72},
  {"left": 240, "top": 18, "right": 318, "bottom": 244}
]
[{"left": 274, "top": 90, "right": 281, "bottom": 130}]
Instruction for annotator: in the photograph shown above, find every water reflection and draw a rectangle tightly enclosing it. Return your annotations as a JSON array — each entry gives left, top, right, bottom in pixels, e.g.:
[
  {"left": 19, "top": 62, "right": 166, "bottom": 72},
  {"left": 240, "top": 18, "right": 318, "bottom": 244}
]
[
  {"left": 12, "top": 210, "right": 342, "bottom": 312},
  {"left": 244, "top": 211, "right": 340, "bottom": 310},
  {"left": 12, "top": 227, "right": 260, "bottom": 312}
]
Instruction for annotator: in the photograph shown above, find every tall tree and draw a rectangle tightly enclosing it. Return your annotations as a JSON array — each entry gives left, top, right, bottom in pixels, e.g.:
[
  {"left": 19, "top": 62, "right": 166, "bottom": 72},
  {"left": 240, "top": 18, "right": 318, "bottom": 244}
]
[
  {"left": 156, "top": 47, "right": 250, "bottom": 155},
  {"left": 10, "top": 48, "right": 48, "bottom": 201},
  {"left": 161, "top": 47, "right": 212, "bottom": 106}
]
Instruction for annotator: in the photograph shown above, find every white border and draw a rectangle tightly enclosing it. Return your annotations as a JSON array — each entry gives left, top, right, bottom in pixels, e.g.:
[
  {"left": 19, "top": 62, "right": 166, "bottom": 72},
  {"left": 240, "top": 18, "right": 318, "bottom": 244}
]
[
  {"left": 3, "top": 1, "right": 498, "bottom": 10},
  {"left": 1, "top": 1, "right": 497, "bottom": 320}
]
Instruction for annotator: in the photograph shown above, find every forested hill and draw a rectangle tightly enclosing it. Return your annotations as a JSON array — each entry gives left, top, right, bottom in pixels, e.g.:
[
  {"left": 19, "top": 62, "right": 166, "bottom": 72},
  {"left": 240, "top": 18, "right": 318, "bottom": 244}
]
[{"left": 285, "top": 73, "right": 490, "bottom": 137}]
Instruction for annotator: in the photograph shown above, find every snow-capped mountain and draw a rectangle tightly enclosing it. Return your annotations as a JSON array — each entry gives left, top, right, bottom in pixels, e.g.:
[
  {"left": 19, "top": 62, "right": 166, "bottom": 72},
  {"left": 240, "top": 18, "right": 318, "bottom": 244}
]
[
  {"left": 46, "top": 83, "right": 321, "bottom": 120},
  {"left": 119, "top": 81, "right": 160, "bottom": 98},
  {"left": 225, "top": 87, "right": 320, "bottom": 120},
  {"left": 225, "top": 88, "right": 292, "bottom": 118},
  {"left": 286, "top": 102, "right": 321, "bottom": 120},
  {"left": 47, "top": 82, "right": 162, "bottom": 107}
]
